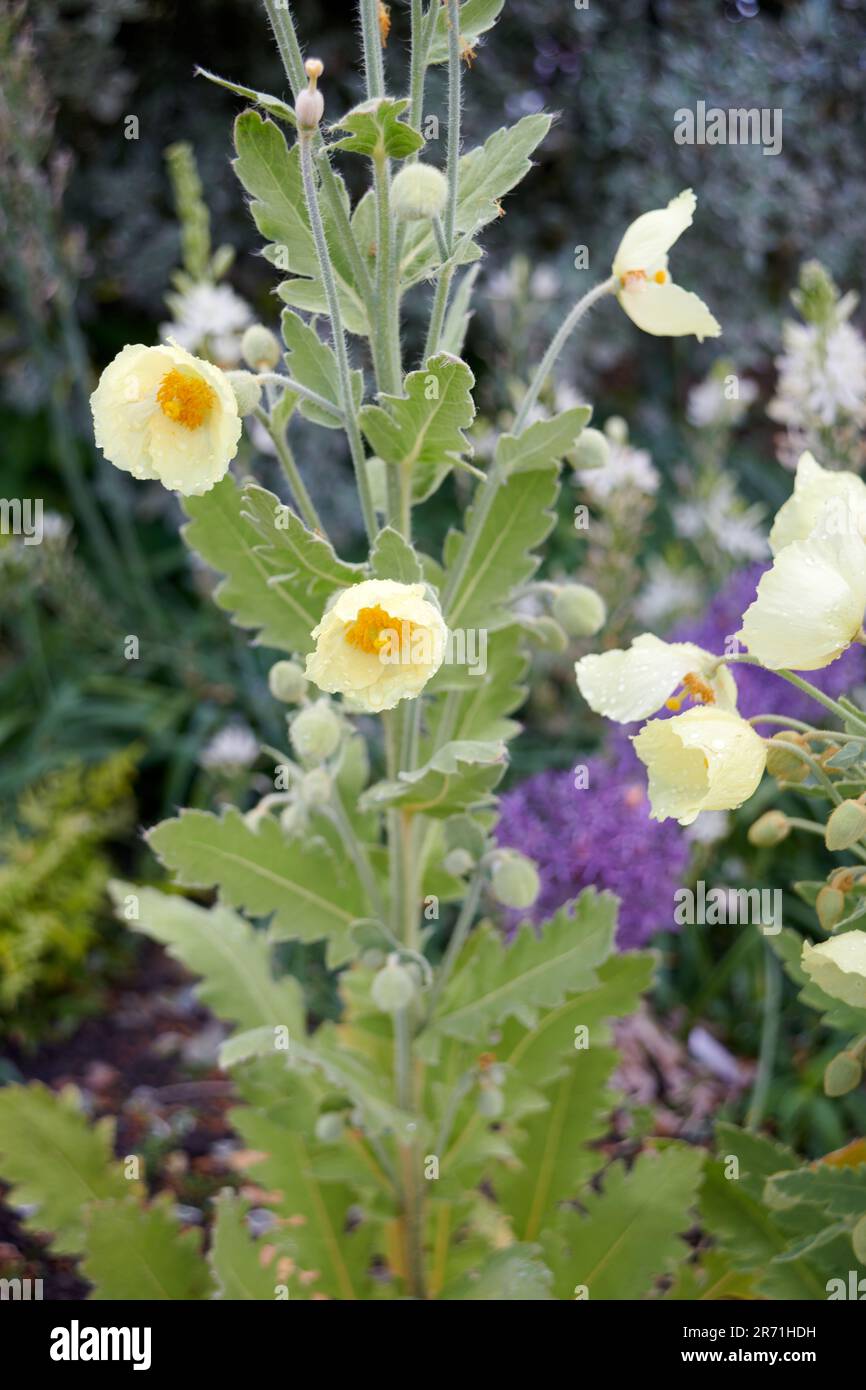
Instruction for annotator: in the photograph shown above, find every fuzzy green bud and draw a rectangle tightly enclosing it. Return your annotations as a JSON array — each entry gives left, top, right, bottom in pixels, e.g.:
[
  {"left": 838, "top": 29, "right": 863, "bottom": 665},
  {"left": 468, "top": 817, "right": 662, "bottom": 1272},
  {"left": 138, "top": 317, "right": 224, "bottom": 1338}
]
[
  {"left": 816, "top": 885, "right": 846, "bottom": 933},
  {"left": 443, "top": 847, "right": 475, "bottom": 877},
  {"left": 391, "top": 163, "right": 448, "bottom": 222},
  {"left": 489, "top": 850, "right": 540, "bottom": 910},
  {"left": 268, "top": 660, "right": 308, "bottom": 704},
  {"left": 371, "top": 955, "right": 417, "bottom": 1013},
  {"left": 825, "top": 797, "right": 866, "bottom": 852},
  {"left": 314, "top": 1112, "right": 345, "bottom": 1143},
  {"left": 747, "top": 810, "right": 791, "bottom": 848},
  {"left": 290, "top": 699, "right": 342, "bottom": 764},
  {"left": 241, "top": 324, "right": 281, "bottom": 372},
  {"left": 301, "top": 767, "right": 332, "bottom": 805},
  {"left": 824, "top": 1050, "right": 862, "bottom": 1098},
  {"left": 765, "top": 732, "right": 810, "bottom": 782},
  {"left": 225, "top": 370, "right": 262, "bottom": 417},
  {"left": 552, "top": 583, "right": 607, "bottom": 638},
  {"left": 568, "top": 427, "right": 609, "bottom": 472}
]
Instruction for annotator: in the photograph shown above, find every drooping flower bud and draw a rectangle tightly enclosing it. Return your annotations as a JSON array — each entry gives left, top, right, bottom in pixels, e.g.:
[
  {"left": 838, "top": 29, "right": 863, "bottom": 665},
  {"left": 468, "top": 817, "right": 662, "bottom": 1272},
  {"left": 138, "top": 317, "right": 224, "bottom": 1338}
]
[
  {"left": 825, "top": 797, "right": 866, "bottom": 852},
  {"left": 443, "top": 847, "right": 475, "bottom": 878},
  {"left": 391, "top": 163, "right": 448, "bottom": 222},
  {"left": 268, "top": 659, "right": 308, "bottom": 704},
  {"left": 241, "top": 324, "right": 281, "bottom": 372},
  {"left": 747, "top": 810, "right": 790, "bottom": 848},
  {"left": 765, "top": 732, "right": 810, "bottom": 782},
  {"left": 568, "top": 427, "right": 609, "bottom": 472},
  {"left": 489, "top": 849, "right": 540, "bottom": 910},
  {"left": 225, "top": 370, "right": 262, "bottom": 417},
  {"left": 289, "top": 698, "right": 342, "bottom": 764},
  {"left": 295, "top": 58, "right": 325, "bottom": 131},
  {"left": 552, "top": 583, "right": 607, "bottom": 638},
  {"left": 824, "top": 1050, "right": 862, "bottom": 1097},
  {"left": 816, "top": 885, "right": 846, "bottom": 933},
  {"left": 371, "top": 954, "right": 417, "bottom": 1013}
]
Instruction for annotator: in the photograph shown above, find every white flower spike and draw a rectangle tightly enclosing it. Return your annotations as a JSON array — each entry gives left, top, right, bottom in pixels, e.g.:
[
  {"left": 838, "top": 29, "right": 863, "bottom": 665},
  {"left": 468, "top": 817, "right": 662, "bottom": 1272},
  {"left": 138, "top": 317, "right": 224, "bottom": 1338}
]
[
  {"left": 90, "top": 340, "right": 242, "bottom": 497},
  {"left": 575, "top": 633, "right": 736, "bottom": 724},
  {"left": 632, "top": 706, "right": 766, "bottom": 826},
  {"left": 306, "top": 579, "right": 448, "bottom": 713},
  {"left": 612, "top": 189, "right": 721, "bottom": 342},
  {"left": 737, "top": 531, "right": 866, "bottom": 670}
]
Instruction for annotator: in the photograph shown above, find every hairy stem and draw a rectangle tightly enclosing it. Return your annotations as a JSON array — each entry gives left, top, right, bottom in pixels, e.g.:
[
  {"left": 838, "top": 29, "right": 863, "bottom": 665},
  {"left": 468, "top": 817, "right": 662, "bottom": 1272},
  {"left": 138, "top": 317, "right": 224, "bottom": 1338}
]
[
  {"left": 262, "top": 0, "right": 306, "bottom": 96},
  {"left": 360, "top": 0, "right": 385, "bottom": 98},
  {"left": 513, "top": 275, "right": 617, "bottom": 433},
  {"left": 444, "top": 0, "right": 461, "bottom": 250},
  {"left": 253, "top": 406, "right": 325, "bottom": 534}
]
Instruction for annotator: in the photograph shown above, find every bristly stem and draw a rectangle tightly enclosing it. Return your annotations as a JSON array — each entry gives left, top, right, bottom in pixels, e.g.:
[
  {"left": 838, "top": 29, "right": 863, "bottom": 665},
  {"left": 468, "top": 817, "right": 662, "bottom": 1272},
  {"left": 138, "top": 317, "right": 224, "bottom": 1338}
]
[
  {"left": 361, "top": 0, "right": 385, "bottom": 98},
  {"left": 253, "top": 406, "right": 325, "bottom": 534},
  {"left": 513, "top": 275, "right": 617, "bottom": 433},
  {"left": 373, "top": 154, "right": 402, "bottom": 395},
  {"left": 262, "top": 0, "right": 306, "bottom": 97},
  {"left": 298, "top": 133, "right": 378, "bottom": 545},
  {"left": 444, "top": 0, "right": 461, "bottom": 250},
  {"left": 409, "top": 0, "right": 439, "bottom": 131}
]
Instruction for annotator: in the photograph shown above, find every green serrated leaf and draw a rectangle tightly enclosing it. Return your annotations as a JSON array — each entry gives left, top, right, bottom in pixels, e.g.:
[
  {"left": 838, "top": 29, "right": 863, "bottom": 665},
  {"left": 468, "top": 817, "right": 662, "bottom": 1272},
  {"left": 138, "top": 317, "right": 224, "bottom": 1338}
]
[
  {"left": 209, "top": 1191, "right": 293, "bottom": 1300},
  {"left": 360, "top": 353, "right": 475, "bottom": 503},
  {"left": 182, "top": 476, "right": 322, "bottom": 654},
  {"left": 427, "top": 0, "right": 506, "bottom": 65},
  {"left": 0, "top": 1083, "right": 131, "bottom": 1254},
  {"left": 146, "top": 809, "right": 366, "bottom": 966},
  {"left": 232, "top": 111, "right": 367, "bottom": 334},
  {"left": 280, "top": 309, "right": 363, "bottom": 429},
  {"left": 83, "top": 1196, "right": 211, "bottom": 1300},
  {"left": 426, "top": 625, "right": 528, "bottom": 743},
  {"left": 108, "top": 882, "right": 304, "bottom": 1038},
  {"left": 444, "top": 463, "right": 559, "bottom": 630},
  {"left": 360, "top": 739, "right": 506, "bottom": 817},
  {"left": 196, "top": 68, "right": 297, "bottom": 126},
  {"left": 767, "top": 1162, "right": 866, "bottom": 1219},
  {"left": 441, "top": 264, "right": 480, "bottom": 357},
  {"left": 440, "top": 1244, "right": 554, "bottom": 1300},
  {"left": 399, "top": 114, "right": 551, "bottom": 287},
  {"left": 331, "top": 97, "right": 424, "bottom": 161},
  {"left": 369, "top": 527, "right": 424, "bottom": 582},
  {"left": 495, "top": 406, "right": 592, "bottom": 475},
  {"left": 426, "top": 891, "right": 617, "bottom": 1053},
  {"left": 543, "top": 1146, "right": 704, "bottom": 1301}
]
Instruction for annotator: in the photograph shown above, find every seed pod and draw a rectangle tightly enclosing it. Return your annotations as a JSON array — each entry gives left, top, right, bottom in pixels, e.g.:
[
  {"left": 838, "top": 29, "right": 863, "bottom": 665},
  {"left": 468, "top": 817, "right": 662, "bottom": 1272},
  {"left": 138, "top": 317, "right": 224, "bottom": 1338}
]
[
  {"left": 816, "top": 885, "right": 846, "bottom": 933},
  {"left": 747, "top": 810, "right": 790, "bottom": 848},
  {"left": 296, "top": 58, "right": 325, "bottom": 130},
  {"left": 825, "top": 797, "right": 866, "bottom": 852}
]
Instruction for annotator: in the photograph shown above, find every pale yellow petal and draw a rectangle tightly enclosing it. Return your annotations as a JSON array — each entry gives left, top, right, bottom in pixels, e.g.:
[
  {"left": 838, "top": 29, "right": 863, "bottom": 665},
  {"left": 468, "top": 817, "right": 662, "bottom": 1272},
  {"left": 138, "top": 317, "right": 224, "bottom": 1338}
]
[
  {"left": 617, "top": 279, "right": 721, "bottom": 341},
  {"left": 738, "top": 533, "right": 866, "bottom": 670},
  {"left": 612, "top": 189, "right": 697, "bottom": 277}
]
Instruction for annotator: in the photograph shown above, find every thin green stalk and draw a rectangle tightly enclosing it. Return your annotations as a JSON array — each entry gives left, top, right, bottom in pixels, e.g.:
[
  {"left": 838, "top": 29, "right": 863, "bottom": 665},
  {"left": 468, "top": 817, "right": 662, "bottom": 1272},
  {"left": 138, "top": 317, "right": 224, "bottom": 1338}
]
[
  {"left": 409, "top": 0, "right": 438, "bottom": 131},
  {"left": 768, "top": 735, "right": 844, "bottom": 806},
  {"left": 727, "top": 656, "right": 866, "bottom": 734},
  {"left": 329, "top": 786, "right": 388, "bottom": 922},
  {"left": 425, "top": 869, "right": 484, "bottom": 1018},
  {"left": 513, "top": 275, "right": 617, "bottom": 433},
  {"left": 253, "top": 406, "right": 325, "bottom": 534},
  {"left": 262, "top": 0, "right": 306, "bottom": 96},
  {"left": 298, "top": 133, "right": 378, "bottom": 545},
  {"left": 423, "top": 260, "right": 455, "bottom": 360},
  {"left": 444, "top": 0, "right": 461, "bottom": 250},
  {"left": 746, "top": 947, "right": 782, "bottom": 1131},
  {"left": 360, "top": 0, "right": 385, "bottom": 98},
  {"left": 373, "top": 154, "right": 401, "bottom": 393},
  {"left": 256, "top": 372, "right": 344, "bottom": 421}
]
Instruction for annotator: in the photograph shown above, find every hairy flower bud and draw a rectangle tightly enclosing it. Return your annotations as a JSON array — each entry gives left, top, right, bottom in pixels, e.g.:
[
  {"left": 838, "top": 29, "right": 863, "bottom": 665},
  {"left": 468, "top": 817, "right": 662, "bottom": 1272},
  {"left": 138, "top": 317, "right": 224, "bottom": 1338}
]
[
  {"left": 825, "top": 797, "right": 866, "bottom": 852},
  {"left": 443, "top": 847, "right": 475, "bottom": 877},
  {"left": 225, "top": 370, "right": 262, "bottom": 417},
  {"left": 268, "top": 659, "right": 308, "bottom": 704},
  {"left": 747, "top": 810, "right": 790, "bottom": 848},
  {"left": 568, "top": 427, "right": 609, "bottom": 472},
  {"left": 241, "top": 324, "right": 281, "bottom": 372},
  {"left": 765, "top": 732, "right": 809, "bottom": 782},
  {"left": 552, "top": 583, "right": 607, "bottom": 638},
  {"left": 371, "top": 954, "right": 417, "bottom": 1013},
  {"left": 824, "top": 1050, "right": 862, "bottom": 1097},
  {"left": 816, "top": 885, "right": 846, "bottom": 933},
  {"left": 489, "top": 850, "right": 540, "bottom": 910},
  {"left": 314, "top": 1111, "right": 345, "bottom": 1143},
  {"left": 290, "top": 698, "right": 342, "bottom": 764},
  {"left": 296, "top": 58, "right": 325, "bottom": 130},
  {"left": 301, "top": 767, "right": 332, "bottom": 805},
  {"left": 391, "top": 163, "right": 448, "bottom": 222}
]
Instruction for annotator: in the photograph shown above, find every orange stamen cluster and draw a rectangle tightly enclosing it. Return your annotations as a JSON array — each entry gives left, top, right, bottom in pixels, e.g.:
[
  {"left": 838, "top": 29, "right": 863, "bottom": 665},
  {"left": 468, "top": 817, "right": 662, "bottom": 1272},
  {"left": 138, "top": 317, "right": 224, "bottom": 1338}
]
[
  {"left": 621, "top": 268, "right": 668, "bottom": 289},
  {"left": 157, "top": 369, "right": 215, "bottom": 429},
  {"left": 378, "top": 2, "right": 390, "bottom": 45},
  {"left": 344, "top": 604, "right": 415, "bottom": 656},
  {"left": 665, "top": 671, "right": 716, "bottom": 712}
]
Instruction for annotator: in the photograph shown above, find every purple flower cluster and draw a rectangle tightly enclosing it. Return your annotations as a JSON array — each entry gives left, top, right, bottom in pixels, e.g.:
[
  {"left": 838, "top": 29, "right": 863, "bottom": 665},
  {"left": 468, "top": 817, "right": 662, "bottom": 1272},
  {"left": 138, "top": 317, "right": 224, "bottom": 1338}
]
[
  {"left": 495, "top": 745, "right": 689, "bottom": 950},
  {"left": 671, "top": 563, "right": 866, "bottom": 723}
]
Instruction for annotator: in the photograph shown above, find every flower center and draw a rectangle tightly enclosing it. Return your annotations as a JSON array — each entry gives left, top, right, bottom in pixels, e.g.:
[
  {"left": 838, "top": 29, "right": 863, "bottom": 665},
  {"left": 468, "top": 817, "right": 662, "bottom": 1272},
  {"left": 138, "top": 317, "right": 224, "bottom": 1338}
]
[
  {"left": 665, "top": 671, "right": 715, "bottom": 712},
  {"left": 620, "top": 268, "right": 668, "bottom": 291},
  {"left": 157, "top": 369, "right": 215, "bottom": 429},
  {"left": 344, "top": 605, "right": 416, "bottom": 657}
]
